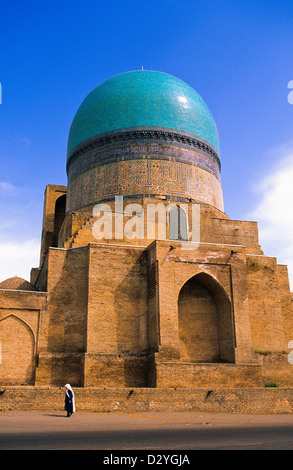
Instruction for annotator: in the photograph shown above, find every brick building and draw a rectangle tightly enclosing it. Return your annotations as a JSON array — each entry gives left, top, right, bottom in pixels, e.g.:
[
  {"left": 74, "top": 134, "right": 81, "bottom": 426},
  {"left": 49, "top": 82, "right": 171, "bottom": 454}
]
[{"left": 1, "top": 70, "right": 292, "bottom": 388}]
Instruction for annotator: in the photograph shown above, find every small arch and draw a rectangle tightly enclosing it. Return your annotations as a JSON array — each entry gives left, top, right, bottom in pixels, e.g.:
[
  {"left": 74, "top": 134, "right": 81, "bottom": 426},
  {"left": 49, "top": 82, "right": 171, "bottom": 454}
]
[
  {"left": 169, "top": 205, "right": 188, "bottom": 241},
  {"left": 178, "top": 272, "right": 235, "bottom": 363}
]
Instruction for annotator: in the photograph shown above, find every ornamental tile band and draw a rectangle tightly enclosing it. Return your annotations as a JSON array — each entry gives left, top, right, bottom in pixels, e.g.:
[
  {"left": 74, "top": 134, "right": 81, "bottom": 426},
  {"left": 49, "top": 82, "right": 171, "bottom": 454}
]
[{"left": 66, "top": 158, "right": 224, "bottom": 212}]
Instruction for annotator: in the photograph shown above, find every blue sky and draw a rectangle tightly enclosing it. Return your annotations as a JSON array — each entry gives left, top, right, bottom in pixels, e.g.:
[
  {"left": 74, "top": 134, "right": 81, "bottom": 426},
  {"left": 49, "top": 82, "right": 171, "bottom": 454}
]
[{"left": 0, "top": 0, "right": 293, "bottom": 288}]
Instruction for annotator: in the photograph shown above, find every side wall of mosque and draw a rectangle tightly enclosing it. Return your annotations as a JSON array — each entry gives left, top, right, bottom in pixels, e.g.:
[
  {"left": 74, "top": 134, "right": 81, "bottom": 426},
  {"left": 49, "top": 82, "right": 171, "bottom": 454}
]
[{"left": 1, "top": 191, "right": 292, "bottom": 388}]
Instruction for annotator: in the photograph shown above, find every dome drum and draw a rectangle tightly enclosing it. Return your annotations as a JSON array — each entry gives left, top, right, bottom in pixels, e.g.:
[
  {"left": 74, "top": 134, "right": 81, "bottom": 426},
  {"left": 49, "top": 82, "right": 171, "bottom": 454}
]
[
  {"left": 66, "top": 126, "right": 220, "bottom": 173},
  {"left": 66, "top": 126, "right": 223, "bottom": 212}
]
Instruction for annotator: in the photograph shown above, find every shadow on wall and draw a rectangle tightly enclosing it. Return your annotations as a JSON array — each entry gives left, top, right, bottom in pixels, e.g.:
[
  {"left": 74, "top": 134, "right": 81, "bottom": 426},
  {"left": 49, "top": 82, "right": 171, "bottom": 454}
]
[
  {"left": 114, "top": 249, "right": 151, "bottom": 387},
  {"left": 44, "top": 247, "right": 88, "bottom": 386},
  {"left": 178, "top": 272, "right": 235, "bottom": 364}
]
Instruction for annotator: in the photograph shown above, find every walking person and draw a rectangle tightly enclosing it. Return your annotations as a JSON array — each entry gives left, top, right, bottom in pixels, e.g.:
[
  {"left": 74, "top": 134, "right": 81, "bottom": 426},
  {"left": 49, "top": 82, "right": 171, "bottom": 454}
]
[{"left": 64, "top": 384, "right": 76, "bottom": 417}]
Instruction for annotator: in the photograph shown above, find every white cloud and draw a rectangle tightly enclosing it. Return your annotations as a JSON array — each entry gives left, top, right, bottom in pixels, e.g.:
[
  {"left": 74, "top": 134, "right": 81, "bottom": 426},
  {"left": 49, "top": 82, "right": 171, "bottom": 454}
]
[
  {"left": 249, "top": 146, "right": 293, "bottom": 291},
  {"left": 0, "top": 182, "right": 42, "bottom": 283},
  {"left": 0, "top": 238, "right": 40, "bottom": 283},
  {"left": 0, "top": 181, "right": 16, "bottom": 192}
]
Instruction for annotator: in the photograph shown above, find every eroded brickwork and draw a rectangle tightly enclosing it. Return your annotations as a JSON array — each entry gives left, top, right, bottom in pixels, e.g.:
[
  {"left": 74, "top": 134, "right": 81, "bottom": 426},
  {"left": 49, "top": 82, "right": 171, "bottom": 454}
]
[{"left": 1, "top": 198, "right": 292, "bottom": 388}]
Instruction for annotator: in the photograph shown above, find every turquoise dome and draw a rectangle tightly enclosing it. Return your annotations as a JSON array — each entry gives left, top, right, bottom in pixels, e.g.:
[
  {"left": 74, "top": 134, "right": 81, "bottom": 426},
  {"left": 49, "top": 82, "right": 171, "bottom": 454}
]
[{"left": 67, "top": 70, "right": 219, "bottom": 156}]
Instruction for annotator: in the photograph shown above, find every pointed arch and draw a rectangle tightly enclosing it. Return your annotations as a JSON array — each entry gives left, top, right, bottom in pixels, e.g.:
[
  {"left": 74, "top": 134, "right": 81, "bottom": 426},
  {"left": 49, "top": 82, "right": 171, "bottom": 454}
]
[
  {"left": 178, "top": 272, "right": 235, "bottom": 363},
  {"left": 0, "top": 313, "right": 35, "bottom": 338},
  {"left": 0, "top": 314, "right": 35, "bottom": 384}
]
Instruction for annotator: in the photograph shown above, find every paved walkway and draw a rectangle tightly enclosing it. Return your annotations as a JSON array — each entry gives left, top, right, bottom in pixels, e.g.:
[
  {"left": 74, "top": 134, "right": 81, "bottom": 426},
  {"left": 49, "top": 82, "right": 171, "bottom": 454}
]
[{"left": 1, "top": 411, "right": 293, "bottom": 451}]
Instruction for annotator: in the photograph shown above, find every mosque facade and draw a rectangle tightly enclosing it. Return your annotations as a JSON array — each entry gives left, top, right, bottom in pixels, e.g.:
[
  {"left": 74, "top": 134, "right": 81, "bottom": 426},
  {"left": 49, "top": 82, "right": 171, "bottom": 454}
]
[{"left": 0, "top": 70, "right": 292, "bottom": 388}]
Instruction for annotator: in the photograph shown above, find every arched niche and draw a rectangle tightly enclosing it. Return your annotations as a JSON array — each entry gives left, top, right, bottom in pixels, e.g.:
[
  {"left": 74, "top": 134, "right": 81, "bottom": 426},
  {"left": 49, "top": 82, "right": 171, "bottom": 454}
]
[
  {"left": 178, "top": 272, "right": 235, "bottom": 363},
  {"left": 0, "top": 315, "right": 35, "bottom": 384},
  {"left": 53, "top": 194, "right": 66, "bottom": 246}
]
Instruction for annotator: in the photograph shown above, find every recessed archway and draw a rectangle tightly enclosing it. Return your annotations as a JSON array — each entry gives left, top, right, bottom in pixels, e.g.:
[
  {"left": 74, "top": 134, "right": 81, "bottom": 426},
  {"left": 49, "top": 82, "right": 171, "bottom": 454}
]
[
  {"left": 178, "top": 272, "right": 235, "bottom": 363},
  {"left": 53, "top": 194, "right": 66, "bottom": 246},
  {"left": 0, "top": 315, "right": 35, "bottom": 384}
]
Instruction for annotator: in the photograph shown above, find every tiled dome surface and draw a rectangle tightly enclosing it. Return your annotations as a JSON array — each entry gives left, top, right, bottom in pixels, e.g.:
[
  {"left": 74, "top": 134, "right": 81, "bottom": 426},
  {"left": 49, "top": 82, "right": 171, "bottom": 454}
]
[{"left": 67, "top": 70, "right": 219, "bottom": 157}]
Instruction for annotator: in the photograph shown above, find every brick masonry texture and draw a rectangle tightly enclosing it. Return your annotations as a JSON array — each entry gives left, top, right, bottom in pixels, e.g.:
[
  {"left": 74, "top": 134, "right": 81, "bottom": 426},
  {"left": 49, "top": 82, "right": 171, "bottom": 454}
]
[
  {"left": 1, "top": 198, "right": 293, "bottom": 391},
  {"left": 1, "top": 386, "right": 293, "bottom": 414}
]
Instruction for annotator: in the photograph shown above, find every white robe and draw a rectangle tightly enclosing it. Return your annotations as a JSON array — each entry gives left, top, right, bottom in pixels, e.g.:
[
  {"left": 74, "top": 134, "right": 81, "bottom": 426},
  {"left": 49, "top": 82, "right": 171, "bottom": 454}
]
[{"left": 65, "top": 384, "right": 76, "bottom": 412}]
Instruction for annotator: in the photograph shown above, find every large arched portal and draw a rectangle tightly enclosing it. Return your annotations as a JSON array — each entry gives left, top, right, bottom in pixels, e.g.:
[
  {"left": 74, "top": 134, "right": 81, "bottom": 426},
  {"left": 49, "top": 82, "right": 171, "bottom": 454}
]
[{"left": 178, "top": 273, "right": 235, "bottom": 363}]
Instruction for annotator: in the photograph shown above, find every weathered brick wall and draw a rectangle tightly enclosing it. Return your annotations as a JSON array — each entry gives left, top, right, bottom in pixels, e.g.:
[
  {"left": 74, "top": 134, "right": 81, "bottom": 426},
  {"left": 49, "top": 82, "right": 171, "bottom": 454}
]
[
  {"left": 246, "top": 255, "right": 292, "bottom": 352},
  {"left": 35, "top": 246, "right": 89, "bottom": 386},
  {"left": 84, "top": 243, "right": 149, "bottom": 387},
  {"left": 1, "top": 386, "right": 293, "bottom": 414},
  {"left": 0, "top": 290, "right": 46, "bottom": 385},
  {"left": 39, "top": 185, "right": 67, "bottom": 265},
  {"left": 87, "top": 244, "right": 148, "bottom": 355},
  {"left": 2, "top": 194, "right": 293, "bottom": 390},
  {"left": 152, "top": 240, "right": 255, "bottom": 364},
  {"left": 61, "top": 200, "right": 263, "bottom": 254}
]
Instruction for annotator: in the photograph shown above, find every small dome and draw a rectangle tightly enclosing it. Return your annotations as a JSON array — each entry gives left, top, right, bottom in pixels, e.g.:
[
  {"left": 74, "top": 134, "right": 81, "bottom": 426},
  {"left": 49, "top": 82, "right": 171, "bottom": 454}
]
[
  {"left": 67, "top": 70, "right": 219, "bottom": 158},
  {"left": 0, "top": 276, "right": 38, "bottom": 291}
]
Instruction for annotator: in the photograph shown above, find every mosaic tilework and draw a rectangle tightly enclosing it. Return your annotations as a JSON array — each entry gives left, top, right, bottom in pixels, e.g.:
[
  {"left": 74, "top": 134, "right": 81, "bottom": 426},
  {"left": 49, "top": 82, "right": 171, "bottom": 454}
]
[
  {"left": 67, "top": 128, "right": 223, "bottom": 212},
  {"left": 67, "top": 130, "right": 221, "bottom": 187},
  {"left": 67, "top": 158, "right": 224, "bottom": 212},
  {"left": 67, "top": 70, "right": 220, "bottom": 155}
]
